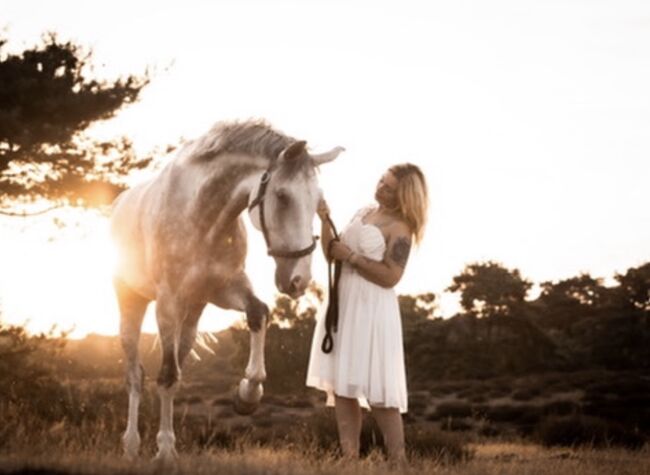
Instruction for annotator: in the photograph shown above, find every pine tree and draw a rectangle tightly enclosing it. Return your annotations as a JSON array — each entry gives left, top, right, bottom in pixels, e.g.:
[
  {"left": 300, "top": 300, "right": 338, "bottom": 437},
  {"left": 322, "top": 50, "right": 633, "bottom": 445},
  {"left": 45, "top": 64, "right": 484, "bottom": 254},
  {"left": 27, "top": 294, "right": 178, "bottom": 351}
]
[{"left": 0, "top": 33, "right": 153, "bottom": 215}]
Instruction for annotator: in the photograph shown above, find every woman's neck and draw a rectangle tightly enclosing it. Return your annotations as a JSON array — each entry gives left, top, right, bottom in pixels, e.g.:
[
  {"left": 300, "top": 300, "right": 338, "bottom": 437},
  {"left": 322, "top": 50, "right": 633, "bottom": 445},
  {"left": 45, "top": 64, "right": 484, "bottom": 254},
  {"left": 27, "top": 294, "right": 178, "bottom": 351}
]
[{"left": 377, "top": 203, "right": 399, "bottom": 217}]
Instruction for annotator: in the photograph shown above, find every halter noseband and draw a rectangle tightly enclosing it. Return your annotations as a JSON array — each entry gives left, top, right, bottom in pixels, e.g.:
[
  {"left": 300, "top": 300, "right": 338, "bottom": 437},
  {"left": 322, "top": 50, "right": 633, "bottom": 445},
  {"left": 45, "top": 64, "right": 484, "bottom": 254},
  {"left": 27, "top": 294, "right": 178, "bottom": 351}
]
[{"left": 248, "top": 160, "right": 319, "bottom": 259}]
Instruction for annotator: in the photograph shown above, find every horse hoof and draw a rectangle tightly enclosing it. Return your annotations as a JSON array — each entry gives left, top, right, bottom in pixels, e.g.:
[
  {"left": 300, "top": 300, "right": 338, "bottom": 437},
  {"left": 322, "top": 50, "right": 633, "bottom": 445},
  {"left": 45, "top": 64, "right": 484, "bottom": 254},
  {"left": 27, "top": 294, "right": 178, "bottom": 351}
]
[
  {"left": 153, "top": 448, "right": 178, "bottom": 466},
  {"left": 233, "top": 389, "right": 259, "bottom": 415},
  {"left": 122, "top": 432, "right": 140, "bottom": 460}
]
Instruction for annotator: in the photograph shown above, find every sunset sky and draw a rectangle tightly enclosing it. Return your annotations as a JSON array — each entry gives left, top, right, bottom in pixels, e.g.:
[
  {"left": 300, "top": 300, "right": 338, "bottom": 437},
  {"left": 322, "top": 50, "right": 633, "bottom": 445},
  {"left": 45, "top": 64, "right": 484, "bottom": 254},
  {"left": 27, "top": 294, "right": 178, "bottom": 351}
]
[{"left": 1, "top": 0, "right": 649, "bottom": 337}]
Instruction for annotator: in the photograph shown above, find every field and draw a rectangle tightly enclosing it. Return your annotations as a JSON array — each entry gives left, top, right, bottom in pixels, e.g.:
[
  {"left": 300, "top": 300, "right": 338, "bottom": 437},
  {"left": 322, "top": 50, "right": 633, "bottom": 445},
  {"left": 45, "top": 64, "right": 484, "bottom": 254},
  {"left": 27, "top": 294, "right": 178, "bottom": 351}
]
[
  {"left": 1, "top": 443, "right": 648, "bottom": 475},
  {"left": 1, "top": 331, "right": 648, "bottom": 474}
]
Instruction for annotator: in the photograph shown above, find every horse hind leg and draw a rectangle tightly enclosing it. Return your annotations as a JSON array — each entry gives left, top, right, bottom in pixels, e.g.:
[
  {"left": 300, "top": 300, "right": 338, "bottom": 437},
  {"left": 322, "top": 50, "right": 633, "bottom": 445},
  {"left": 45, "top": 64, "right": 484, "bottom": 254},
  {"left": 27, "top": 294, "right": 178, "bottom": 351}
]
[
  {"left": 153, "top": 294, "right": 189, "bottom": 463},
  {"left": 149, "top": 301, "right": 204, "bottom": 463},
  {"left": 114, "top": 277, "right": 149, "bottom": 460},
  {"left": 177, "top": 303, "right": 206, "bottom": 368}
]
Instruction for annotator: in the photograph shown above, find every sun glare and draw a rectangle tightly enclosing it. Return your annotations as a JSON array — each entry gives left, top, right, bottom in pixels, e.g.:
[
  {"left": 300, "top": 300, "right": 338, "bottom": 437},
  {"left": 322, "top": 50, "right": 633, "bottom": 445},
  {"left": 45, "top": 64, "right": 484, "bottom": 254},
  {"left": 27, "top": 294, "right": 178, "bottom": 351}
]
[
  {"left": 1, "top": 214, "right": 117, "bottom": 338},
  {"left": 0, "top": 212, "right": 243, "bottom": 339}
]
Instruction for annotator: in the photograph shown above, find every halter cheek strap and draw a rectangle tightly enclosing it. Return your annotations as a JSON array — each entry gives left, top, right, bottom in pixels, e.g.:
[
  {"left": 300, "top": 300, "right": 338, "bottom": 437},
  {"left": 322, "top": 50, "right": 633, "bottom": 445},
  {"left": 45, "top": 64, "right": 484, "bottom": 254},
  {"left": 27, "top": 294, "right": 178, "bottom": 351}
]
[{"left": 248, "top": 164, "right": 319, "bottom": 259}]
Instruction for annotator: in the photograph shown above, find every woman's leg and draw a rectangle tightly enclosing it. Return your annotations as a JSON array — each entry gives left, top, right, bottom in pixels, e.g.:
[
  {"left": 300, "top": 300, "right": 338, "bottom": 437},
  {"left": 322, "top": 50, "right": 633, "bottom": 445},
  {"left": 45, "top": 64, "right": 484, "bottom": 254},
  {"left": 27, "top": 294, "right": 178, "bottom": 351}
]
[
  {"left": 370, "top": 406, "right": 406, "bottom": 462},
  {"left": 334, "top": 395, "right": 362, "bottom": 458}
]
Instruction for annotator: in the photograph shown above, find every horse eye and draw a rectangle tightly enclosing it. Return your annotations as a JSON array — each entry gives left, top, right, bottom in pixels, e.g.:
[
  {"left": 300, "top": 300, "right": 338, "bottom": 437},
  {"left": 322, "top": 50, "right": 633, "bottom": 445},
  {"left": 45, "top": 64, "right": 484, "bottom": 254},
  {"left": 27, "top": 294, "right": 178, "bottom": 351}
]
[{"left": 275, "top": 190, "right": 290, "bottom": 204}]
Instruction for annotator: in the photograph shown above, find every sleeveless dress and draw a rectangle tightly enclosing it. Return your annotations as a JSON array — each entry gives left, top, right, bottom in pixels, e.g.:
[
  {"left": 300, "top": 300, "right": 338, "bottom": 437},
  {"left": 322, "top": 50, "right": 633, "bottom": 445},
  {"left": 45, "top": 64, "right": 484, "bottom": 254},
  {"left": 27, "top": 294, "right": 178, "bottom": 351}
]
[{"left": 306, "top": 205, "right": 408, "bottom": 413}]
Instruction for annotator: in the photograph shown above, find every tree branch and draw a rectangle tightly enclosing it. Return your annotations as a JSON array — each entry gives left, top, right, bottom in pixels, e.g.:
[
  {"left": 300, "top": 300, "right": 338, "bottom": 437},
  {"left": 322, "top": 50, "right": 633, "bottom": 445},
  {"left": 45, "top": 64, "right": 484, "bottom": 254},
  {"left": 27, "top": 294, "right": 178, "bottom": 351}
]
[{"left": 0, "top": 204, "right": 63, "bottom": 217}]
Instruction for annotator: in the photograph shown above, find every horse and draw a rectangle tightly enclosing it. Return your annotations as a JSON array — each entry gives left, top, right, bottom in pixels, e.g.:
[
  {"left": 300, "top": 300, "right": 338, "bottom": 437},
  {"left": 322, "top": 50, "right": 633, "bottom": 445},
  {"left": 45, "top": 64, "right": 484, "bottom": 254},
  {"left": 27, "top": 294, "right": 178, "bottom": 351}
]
[{"left": 110, "top": 120, "right": 343, "bottom": 461}]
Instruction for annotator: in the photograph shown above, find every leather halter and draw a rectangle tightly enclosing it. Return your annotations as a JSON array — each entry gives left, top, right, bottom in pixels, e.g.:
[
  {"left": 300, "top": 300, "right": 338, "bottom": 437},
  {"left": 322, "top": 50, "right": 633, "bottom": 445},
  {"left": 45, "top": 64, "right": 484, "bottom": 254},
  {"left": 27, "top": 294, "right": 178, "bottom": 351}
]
[{"left": 248, "top": 160, "right": 319, "bottom": 259}]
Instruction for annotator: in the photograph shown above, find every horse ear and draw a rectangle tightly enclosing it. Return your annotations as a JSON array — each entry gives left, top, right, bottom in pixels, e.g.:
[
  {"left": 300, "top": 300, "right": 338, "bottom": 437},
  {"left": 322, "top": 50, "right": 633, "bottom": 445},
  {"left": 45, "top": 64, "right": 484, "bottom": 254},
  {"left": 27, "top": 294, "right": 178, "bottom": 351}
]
[
  {"left": 282, "top": 140, "right": 307, "bottom": 161},
  {"left": 312, "top": 146, "right": 345, "bottom": 166}
]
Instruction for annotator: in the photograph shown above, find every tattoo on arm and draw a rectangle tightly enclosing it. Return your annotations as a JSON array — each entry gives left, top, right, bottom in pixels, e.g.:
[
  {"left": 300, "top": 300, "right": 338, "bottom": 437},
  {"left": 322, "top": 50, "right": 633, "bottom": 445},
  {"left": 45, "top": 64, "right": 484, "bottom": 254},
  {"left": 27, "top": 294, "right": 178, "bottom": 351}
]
[{"left": 390, "top": 237, "right": 411, "bottom": 268}]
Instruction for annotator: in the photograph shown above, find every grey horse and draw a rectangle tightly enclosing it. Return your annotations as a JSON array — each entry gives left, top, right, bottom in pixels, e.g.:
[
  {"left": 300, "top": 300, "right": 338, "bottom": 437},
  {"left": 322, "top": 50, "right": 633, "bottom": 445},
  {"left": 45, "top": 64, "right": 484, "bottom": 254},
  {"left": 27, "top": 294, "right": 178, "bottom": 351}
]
[{"left": 110, "top": 120, "right": 343, "bottom": 460}]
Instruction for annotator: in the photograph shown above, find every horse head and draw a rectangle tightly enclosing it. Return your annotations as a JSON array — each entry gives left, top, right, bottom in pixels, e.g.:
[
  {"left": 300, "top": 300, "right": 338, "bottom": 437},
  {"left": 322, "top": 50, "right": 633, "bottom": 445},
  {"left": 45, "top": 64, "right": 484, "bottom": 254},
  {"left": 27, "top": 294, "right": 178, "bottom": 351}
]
[{"left": 248, "top": 141, "right": 344, "bottom": 298}]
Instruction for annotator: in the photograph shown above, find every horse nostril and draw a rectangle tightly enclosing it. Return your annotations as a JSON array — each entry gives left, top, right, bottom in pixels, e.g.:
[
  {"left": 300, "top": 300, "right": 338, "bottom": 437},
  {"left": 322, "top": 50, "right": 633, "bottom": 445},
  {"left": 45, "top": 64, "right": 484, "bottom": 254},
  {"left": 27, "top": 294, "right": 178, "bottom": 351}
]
[{"left": 289, "top": 275, "right": 303, "bottom": 294}]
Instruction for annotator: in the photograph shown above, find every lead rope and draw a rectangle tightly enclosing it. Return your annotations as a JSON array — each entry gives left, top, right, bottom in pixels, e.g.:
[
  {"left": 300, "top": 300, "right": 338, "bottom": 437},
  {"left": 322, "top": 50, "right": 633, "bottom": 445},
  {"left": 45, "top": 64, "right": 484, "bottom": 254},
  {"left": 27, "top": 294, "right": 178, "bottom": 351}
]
[{"left": 321, "top": 214, "right": 342, "bottom": 354}]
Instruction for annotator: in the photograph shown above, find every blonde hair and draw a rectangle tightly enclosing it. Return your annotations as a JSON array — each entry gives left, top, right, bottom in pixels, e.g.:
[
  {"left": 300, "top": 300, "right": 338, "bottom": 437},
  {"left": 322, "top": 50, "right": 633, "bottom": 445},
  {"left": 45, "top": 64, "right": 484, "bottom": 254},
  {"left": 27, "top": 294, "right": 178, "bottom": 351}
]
[{"left": 389, "top": 163, "right": 429, "bottom": 245}]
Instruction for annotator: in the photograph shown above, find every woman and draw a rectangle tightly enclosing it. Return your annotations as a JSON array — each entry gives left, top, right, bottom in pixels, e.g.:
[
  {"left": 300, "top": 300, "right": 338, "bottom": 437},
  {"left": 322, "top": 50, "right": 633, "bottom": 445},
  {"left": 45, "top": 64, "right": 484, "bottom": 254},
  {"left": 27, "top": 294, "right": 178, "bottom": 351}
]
[{"left": 306, "top": 163, "right": 428, "bottom": 461}]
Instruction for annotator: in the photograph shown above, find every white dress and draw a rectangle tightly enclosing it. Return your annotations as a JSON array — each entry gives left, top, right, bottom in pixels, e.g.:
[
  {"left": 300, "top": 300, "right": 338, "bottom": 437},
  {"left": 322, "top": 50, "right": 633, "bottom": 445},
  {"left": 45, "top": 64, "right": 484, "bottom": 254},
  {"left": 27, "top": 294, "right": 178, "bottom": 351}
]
[{"left": 306, "top": 206, "right": 408, "bottom": 413}]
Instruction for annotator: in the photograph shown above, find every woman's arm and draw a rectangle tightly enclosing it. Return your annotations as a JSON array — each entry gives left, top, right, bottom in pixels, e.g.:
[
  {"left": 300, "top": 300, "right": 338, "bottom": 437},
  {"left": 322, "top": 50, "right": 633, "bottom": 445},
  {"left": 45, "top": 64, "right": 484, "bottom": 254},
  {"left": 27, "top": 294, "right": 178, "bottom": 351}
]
[
  {"left": 329, "top": 222, "right": 412, "bottom": 288},
  {"left": 351, "top": 230, "right": 412, "bottom": 288}
]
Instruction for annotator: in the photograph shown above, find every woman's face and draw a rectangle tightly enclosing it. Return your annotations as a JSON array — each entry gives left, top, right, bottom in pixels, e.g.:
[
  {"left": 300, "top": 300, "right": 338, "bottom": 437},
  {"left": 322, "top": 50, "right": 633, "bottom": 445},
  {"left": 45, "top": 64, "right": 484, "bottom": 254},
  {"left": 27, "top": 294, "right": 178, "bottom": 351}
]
[{"left": 374, "top": 170, "right": 399, "bottom": 209}]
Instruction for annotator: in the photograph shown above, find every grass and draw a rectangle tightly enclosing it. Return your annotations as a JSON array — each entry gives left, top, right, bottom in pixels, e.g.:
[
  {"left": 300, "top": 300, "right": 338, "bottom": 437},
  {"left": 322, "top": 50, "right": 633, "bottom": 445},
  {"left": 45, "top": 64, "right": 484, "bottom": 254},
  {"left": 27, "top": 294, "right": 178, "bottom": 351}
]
[
  {"left": 1, "top": 444, "right": 648, "bottom": 475},
  {"left": 2, "top": 328, "right": 649, "bottom": 474}
]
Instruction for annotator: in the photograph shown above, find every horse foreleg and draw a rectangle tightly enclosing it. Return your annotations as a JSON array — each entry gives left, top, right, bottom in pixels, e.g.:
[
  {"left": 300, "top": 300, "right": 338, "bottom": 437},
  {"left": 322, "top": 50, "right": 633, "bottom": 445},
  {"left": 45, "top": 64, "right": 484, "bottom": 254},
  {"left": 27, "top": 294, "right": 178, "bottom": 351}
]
[
  {"left": 114, "top": 277, "right": 149, "bottom": 460},
  {"left": 234, "top": 296, "right": 269, "bottom": 415},
  {"left": 211, "top": 275, "right": 269, "bottom": 415}
]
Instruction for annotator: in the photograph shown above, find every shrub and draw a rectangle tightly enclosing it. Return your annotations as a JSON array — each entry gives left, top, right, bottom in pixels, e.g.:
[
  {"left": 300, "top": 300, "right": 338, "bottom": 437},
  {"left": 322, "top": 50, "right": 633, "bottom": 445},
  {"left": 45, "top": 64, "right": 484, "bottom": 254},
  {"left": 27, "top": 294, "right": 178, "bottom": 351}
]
[
  {"left": 440, "top": 417, "right": 473, "bottom": 432},
  {"left": 511, "top": 387, "right": 541, "bottom": 401},
  {"left": 280, "top": 397, "right": 314, "bottom": 409},
  {"left": 405, "top": 424, "right": 472, "bottom": 462},
  {"left": 295, "top": 408, "right": 339, "bottom": 453},
  {"left": 212, "top": 396, "right": 233, "bottom": 406},
  {"left": 408, "top": 398, "right": 429, "bottom": 415},
  {"left": 487, "top": 387, "right": 512, "bottom": 398},
  {"left": 433, "top": 401, "right": 472, "bottom": 419},
  {"left": 536, "top": 414, "right": 646, "bottom": 449},
  {"left": 486, "top": 404, "right": 541, "bottom": 424},
  {"left": 468, "top": 394, "right": 487, "bottom": 404},
  {"left": 543, "top": 399, "right": 580, "bottom": 416}
]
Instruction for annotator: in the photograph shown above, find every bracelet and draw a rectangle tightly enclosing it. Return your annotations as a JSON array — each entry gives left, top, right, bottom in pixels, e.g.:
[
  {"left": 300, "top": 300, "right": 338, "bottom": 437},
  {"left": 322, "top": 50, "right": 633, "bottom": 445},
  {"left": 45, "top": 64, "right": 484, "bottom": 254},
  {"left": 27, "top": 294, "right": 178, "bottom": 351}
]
[{"left": 347, "top": 252, "right": 358, "bottom": 265}]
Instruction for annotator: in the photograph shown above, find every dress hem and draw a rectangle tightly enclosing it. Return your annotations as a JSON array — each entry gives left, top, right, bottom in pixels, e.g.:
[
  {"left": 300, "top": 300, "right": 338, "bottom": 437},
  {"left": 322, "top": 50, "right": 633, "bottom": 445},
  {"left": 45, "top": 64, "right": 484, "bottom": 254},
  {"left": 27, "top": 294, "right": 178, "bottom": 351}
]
[{"left": 306, "top": 377, "right": 408, "bottom": 414}]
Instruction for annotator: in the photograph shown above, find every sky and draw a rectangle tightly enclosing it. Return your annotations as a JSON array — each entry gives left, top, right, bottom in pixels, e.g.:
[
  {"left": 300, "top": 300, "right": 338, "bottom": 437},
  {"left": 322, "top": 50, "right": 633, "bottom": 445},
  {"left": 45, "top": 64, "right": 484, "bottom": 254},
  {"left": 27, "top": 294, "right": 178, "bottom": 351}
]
[{"left": 1, "top": 0, "right": 649, "bottom": 337}]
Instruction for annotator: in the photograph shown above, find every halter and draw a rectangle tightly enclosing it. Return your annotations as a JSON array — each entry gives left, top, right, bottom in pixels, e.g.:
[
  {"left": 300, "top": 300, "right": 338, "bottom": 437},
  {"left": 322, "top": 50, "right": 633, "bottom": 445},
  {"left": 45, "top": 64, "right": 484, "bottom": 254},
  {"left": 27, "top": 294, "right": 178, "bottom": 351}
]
[{"left": 248, "top": 158, "right": 319, "bottom": 259}]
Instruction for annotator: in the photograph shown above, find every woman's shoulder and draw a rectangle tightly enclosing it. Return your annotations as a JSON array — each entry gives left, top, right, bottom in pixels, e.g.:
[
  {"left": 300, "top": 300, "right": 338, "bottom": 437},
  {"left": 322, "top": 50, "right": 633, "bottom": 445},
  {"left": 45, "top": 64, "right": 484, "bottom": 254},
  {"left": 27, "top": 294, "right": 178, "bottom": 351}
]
[
  {"left": 351, "top": 204, "right": 378, "bottom": 221},
  {"left": 380, "top": 216, "right": 412, "bottom": 246}
]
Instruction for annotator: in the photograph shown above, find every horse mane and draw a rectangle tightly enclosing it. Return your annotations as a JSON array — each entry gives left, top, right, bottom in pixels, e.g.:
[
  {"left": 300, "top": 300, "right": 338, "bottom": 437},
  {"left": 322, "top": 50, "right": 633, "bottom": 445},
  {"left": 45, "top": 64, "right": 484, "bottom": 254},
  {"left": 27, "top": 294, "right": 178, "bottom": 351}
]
[{"left": 187, "top": 119, "right": 296, "bottom": 164}]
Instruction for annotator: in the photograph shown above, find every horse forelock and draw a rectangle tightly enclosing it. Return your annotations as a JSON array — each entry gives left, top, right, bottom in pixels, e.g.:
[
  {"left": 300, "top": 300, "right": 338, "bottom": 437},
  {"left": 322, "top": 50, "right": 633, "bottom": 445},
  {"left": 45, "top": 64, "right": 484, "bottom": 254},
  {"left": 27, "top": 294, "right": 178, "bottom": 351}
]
[{"left": 276, "top": 157, "right": 314, "bottom": 183}]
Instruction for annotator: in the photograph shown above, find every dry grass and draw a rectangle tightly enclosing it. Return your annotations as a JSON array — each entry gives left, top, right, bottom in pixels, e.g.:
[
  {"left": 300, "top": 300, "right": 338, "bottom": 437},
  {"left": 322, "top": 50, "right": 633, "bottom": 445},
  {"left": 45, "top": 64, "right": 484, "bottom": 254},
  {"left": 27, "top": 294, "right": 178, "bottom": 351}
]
[
  {"left": 2, "top": 328, "right": 648, "bottom": 474},
  {"left": 0, "top": 443, "right": 648, "bottom": 475}
]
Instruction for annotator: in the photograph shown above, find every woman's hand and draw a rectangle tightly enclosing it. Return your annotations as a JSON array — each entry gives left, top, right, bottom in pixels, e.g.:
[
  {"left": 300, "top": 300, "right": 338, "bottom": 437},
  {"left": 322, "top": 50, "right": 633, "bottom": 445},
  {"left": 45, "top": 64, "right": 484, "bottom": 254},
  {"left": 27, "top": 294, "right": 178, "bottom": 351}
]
[
  {"left": 329, "top": 241, "right": 353, "bottom": 261},
  {"left": 317, "top": 197, "right": 330, "bottom": 221}
]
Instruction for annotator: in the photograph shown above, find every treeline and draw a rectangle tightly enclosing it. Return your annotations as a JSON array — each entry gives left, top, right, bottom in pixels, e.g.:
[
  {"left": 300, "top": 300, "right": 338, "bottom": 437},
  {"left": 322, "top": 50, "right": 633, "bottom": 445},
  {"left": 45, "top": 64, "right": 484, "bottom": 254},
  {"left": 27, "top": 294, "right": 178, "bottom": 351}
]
[
  {"left": 403, "top": 260, "right": 650, "bottom": 383},
  {"left": 225, "top": 260, "right": 650, "bottom": 392},
  {"left": 2, "top": 260, "right": 648, "bottom": 396}
]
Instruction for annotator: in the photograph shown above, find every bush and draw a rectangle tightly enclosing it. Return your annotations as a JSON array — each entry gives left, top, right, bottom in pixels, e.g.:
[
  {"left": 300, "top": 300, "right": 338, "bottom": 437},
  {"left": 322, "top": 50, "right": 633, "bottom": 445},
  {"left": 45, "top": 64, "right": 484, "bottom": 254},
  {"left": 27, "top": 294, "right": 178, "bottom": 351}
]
[
  {"left": 536, "top": 414, "right": 646, "bottom": 449},
  {"left": 543, "top": 399, "right": 580, "bottom": 416},
  {"left": 295, "top": 408, "right": 339, "bottom": 453},
  {"left": 433, "top": 401, "right": 472, "bottom": 419},
  {"left": 512, "top": 387, "right": 541, "bottom": 401},
  {"left": 405, "top": 424, "right": 472, "bottom": 462},
  {"left": 440, "top": 417, "right": 473, "bottom": 432},
  {"left": 487, "top": 386, "right": 512, "bottom": 398},
  {"left": 468, "top": 394, "right": 487, "bottom": 404},
  {"left": 486, "top": 404, "right": 541, "bottom": 424},
  {"left": 408, "top": 399, "right": 429, "bottom": 415}
]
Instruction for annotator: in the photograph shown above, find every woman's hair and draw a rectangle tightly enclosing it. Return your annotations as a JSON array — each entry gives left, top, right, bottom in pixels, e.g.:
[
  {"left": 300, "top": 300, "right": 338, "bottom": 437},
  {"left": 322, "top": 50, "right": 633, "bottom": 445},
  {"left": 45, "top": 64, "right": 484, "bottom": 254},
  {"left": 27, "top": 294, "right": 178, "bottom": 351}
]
[{"left": 388, "top": 163, "right": 429, "bottom": 245}]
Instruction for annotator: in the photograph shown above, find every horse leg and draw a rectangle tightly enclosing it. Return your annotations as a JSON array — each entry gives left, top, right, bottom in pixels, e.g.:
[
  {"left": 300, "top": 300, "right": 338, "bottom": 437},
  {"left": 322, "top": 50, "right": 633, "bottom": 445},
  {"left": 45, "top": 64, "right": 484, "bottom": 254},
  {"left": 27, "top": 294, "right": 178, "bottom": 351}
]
[
  {"left": 211, "top": 273, "right": 269, "bottom": 415},
  {"left": 235, "top": 295, "right": 269, "bottom": 414},
  {"left": 177, "top": 302, "right": 207, "bottom": 368},
  {"left": 153, "top": 293, "right": 182, "bottom": 462},
  {"left": 114, "top": 277, "right": 149, "bottom": 460}
]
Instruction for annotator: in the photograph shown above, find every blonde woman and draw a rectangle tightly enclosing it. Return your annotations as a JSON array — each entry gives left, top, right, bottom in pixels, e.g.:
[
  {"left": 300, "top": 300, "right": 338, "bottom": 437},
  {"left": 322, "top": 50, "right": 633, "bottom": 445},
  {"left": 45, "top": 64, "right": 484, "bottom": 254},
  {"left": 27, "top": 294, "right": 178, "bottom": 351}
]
[{"left": 306, "top": 163, "right": 428, "bottom": 461}]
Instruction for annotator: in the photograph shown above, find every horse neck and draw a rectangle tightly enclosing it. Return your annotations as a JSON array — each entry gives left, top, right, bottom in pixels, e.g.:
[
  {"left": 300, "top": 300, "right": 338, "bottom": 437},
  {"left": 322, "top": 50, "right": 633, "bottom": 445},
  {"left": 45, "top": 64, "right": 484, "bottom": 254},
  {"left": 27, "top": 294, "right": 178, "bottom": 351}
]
[{"left": 192, "top": 154, "right": 270, "bottom": 239}]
